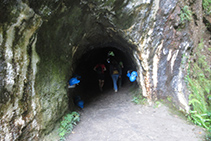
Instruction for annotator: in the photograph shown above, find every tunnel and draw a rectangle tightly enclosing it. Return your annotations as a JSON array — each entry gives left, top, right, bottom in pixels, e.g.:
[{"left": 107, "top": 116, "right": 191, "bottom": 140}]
[
  {"left": 69, "top": 44, "right": 138, "bottom": 108},
  {"left": 1, "top": 0, "right": 206, "bottom": 140},
  {"left": 25, "top": 1, "right": 147, "bottom": 136},
  {"left": 34, "top": 7, "right": 142, "bottom": 114}
]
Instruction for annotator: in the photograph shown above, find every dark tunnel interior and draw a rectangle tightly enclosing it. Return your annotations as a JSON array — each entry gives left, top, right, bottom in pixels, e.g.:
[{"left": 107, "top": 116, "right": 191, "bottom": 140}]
[{"left": 68, "top": 46, "right": 137, "bottom": 107}]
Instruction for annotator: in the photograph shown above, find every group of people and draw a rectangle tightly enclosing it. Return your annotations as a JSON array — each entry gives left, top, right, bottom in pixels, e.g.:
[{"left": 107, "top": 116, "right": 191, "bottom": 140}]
[
  {"left": 68, "top": 51, "right": 137, "bottom": 109},
  {"left": 93, "top": 51, "right": 124, "bottom": 92}
]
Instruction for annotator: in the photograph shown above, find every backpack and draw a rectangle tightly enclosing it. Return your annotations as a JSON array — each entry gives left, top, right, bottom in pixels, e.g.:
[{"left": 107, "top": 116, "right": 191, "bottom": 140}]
[{"left": 112, "top": 64, "right": 119, "bottom": 74}]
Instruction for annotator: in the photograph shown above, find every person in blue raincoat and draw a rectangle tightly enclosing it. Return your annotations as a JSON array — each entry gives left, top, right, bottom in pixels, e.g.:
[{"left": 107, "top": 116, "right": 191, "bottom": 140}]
[
  {"left": 74, "top": 95, "right": 84, "bottom": 109},
  {"left": 68, "top": 75, "right": 84, "bottom": 108},
  {"left": 127, "top": 71, "right": 138, "bottom": 82},
  {"left": 68, "top": 75, "right": 81, "bottom": 88}
]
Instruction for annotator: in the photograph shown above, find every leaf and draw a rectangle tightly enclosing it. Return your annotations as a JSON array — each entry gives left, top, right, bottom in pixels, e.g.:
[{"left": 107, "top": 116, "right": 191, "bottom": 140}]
[
  {"left": 193, "top": 114, "right": 210, "bottom": 129},
  {"left": 189, "top": 99, "right": 202, "bottom": 105},
  {"left": 58, "top": 111, "right": 80, "bottom": 139},
  {"left": 205, "top": 87, "right": 210, "bottom": 94},
  {"left": 59, "top": 130, "right": 66, "bottom": 137}
]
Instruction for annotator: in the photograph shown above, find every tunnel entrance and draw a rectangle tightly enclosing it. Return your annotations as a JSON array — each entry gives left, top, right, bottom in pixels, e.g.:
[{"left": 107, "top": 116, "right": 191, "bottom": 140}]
[{"left": 68, "top": 45, "right": 137, "bottom": 108}]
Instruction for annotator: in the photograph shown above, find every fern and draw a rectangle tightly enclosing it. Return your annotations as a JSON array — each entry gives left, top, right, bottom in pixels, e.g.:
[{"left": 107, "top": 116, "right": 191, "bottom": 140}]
[
  {"left": 203, "top": 0, "right": 211, "bottom": 15},
  {"left": 58, "top": 111, "right": 80, "bottom": 140},
  {"left": 186, "top": 40, "right": 211, "bottom": 131},
  {"left": 180, "top": 6, "right": 192, "bottom": 22}
]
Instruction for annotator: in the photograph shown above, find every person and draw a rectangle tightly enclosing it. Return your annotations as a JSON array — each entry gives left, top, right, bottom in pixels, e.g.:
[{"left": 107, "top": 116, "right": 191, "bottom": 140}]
[
  {"left": 93, "top": 62, "right": 106, "bottom": 91},
  {"left": 118, "top": 61, "right": 124, "bottom": 88},
  {"left": 127, "top": 70, "right": 138, "bottom": 82},
  {"left": 74, "top": 95, "right": 84, "bottom": 109},
  {"left": 68, "top": 76, "right": 81, "bottom": 88},
  {"left": 109, "top": 60, "right": 121, "bottom": 92}
]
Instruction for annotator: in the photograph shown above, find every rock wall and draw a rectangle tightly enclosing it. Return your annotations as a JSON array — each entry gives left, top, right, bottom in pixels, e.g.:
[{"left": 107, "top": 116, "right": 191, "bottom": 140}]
[
  {"left": 0, "top": 0, "right": 208, "bottom": 140},
  {"left": 0, "top": 2, "right": 43, "bottom": 140}
]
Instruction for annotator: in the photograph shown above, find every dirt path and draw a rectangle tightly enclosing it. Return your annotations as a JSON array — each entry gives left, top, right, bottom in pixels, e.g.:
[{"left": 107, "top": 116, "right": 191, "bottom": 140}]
[{"left": 63, "top": 84, "right": 205, "bottom": 141}]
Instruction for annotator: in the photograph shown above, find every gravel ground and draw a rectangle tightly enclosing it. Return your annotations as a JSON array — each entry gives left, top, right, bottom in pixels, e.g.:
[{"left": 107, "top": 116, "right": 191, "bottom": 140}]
[{"left": 64, "top": 84, "right": 205, "bottom": 141}]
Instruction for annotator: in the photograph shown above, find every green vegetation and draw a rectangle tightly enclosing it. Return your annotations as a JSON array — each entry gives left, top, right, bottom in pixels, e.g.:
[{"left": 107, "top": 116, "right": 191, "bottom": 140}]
[
  {"left": 132, "top": 94, "right": 147, "bottom": 105},
  {"left": 203, "top": 0, "right": 211, "bottom": 15},
  {"left": 131, "top": 88, "right": 147, "bottom": 105},
  {"left": 180, "top": 6, "right": 192, "bottom": 23},
  {"left": 206, "top": 130, "right": 211, "bottom": 141},
  {"left": 58, "top": 111, "right": 80, "bottom": 141},
  {"left": 186, "top": 40, "right": 211, "bottom": 140},
  {"left": 153, "top": 101, "right": 162, "bottom": 108}
]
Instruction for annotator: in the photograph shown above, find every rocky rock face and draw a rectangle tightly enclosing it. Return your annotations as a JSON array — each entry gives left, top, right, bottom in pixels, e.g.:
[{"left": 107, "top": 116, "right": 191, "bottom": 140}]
[{"left": 0, "top": 0, "right": 209, "bottom": 140}]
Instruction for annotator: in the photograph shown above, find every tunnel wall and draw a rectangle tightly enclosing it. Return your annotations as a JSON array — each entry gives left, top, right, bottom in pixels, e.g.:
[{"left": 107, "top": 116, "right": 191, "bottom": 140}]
[
  {"left": 127, "top": 0, "right": 191, "bottom": 109},
  {"left": 0, "top": 0, "right": 207, "bottom": 140},
  {"left": 0, "top": 2, "right": 43, "bottom": 140}
]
